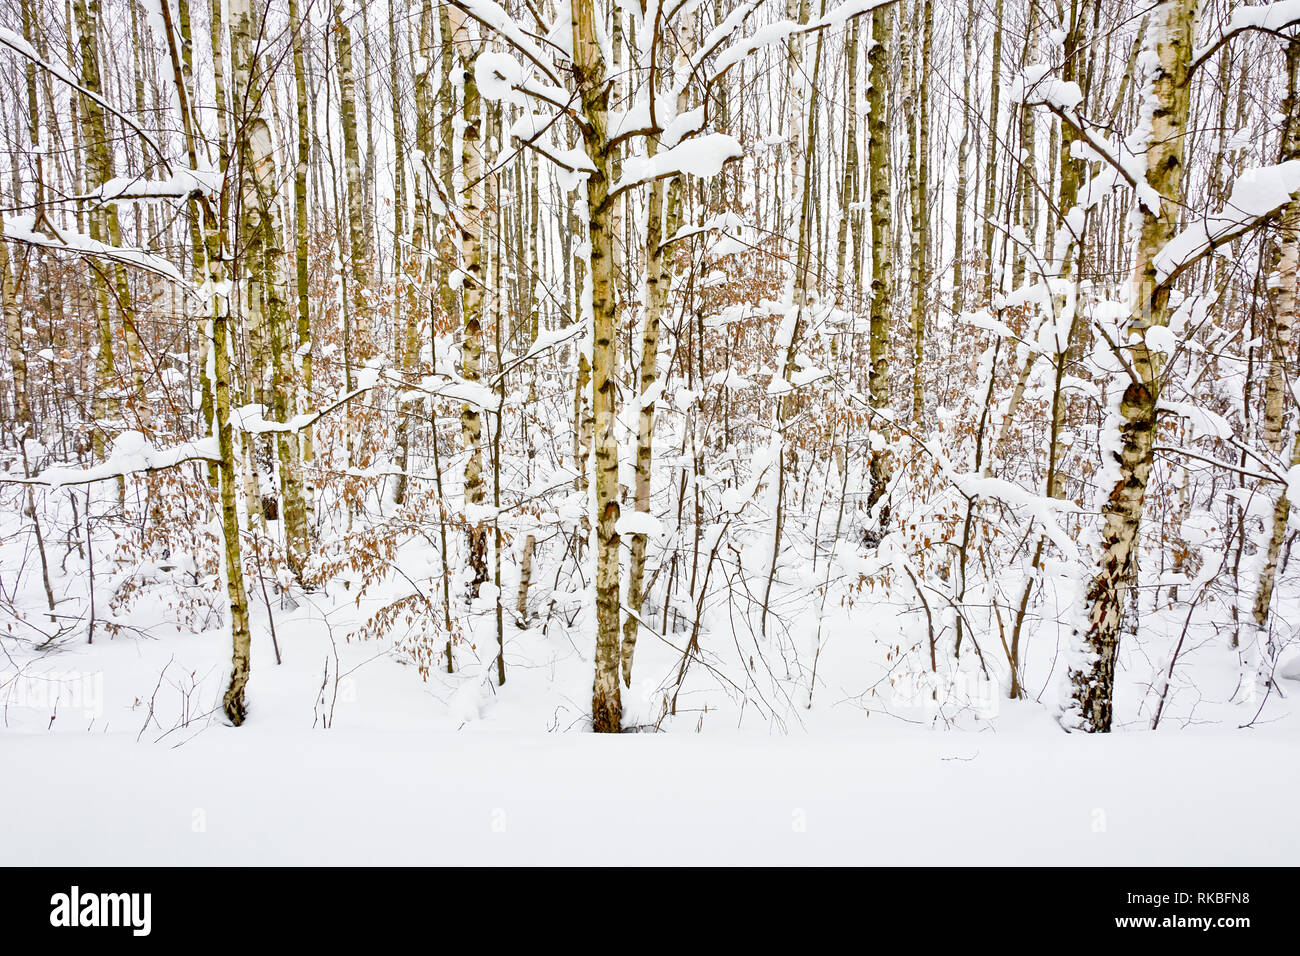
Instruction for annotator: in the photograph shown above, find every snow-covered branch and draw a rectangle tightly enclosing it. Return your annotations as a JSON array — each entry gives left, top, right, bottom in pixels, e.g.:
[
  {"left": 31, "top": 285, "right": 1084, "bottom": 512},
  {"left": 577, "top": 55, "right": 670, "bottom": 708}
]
[
  {"left": 3, "top": 433, "right": 218, "bottom": 488},
  {"left": 1154, "top": 161, "right": 1300, "bottom": 284}
]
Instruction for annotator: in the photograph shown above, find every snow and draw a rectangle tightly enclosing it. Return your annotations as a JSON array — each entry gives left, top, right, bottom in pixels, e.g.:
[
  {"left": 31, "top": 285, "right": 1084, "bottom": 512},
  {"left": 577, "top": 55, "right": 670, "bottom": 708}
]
[
  {"left": 6, "top": 0, "right": 1300, "bottom": 873},
  {"left": 0, "top": 27, "right": 169, "bottom": 167},
  {"left": 615, "top": 511, "right": 662, "bottom": 537},
  {"left": 20, "top": 432, "right": 218, "bottom": 488},
  {"left": 1198, "top": 0, "right": 1300, "bottom": 62},
  {"left": 396, "top": 369, "right": 498, "bottom": 411},
  {"left": 661, "top": 107, "right": 704, "bottom": 149},
  {"left": 960, "top": 309, "right": 1016, "bottom": 340},
  {"left": 5, "top": 398, "right": 1297, "bottom": 866},
  {"left": 1144, "top": 324, "right": 1176, "bottom": 356},
  {"left": 616, "top": 133, "right": 743, "bottom": 192},
  {"left": 949, "top": 471, "right": 1081, "bottom": 560},
  {"left": 502, "top": 323, "right": 587, "bottom": 373},
  {"left": 1286, "top": 464, "right": 1300, "bottom": 500},
  {"left": 718, "top": 368, "right": 754, "bottom": 390},
  {"left": 664, "top": 211, "right": 747, "bottom": 248},
  {"left": 2, "top": 718, "right": 1297, "bottom": 865},
  {"left": 1154, "top": 161, "right": 1300, "bottom": 282},
  {"left": 465, "top": 503, "right": 499, "bottom": 523},
  {"left": 1012, "top": 63, "right": 1083, "bottom": 112},
  {"left": 508, "top": 111, "right": 596, "bottom": 179},
  {"left": 233, "top": 404, "right": 320, "bottom": 436},
  {"left": 83, "top": 168, "right": 223, "bottom": 203},
  {"left": 3, "top": 215, "right": 190, "bottom": 289},
  {"left": 475, "top": 51, "right": 524, "bottom": 106},
  {"left": 454, "top": 0, "right": 561, "bottom": 83},
  {"left": 1159, "top": 401, "right": 1233, "bottom": 441},
  {"left": 710, "top": 0, "right": 890, "bottom": 76}
]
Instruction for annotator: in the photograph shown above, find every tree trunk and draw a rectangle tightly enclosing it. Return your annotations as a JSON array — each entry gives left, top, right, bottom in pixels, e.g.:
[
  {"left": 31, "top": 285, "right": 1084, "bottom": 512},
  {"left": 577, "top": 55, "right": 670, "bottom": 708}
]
[
  {"left": 1249, "top": 38, "right": 1300, "bottom": 676},
  {"left": 450, "top": 9, "right": 490, "bottom": 596},
  {"left": 909, "top": 0, "right": 931, "bottom": 424},
  {"left": 981, "top": 0, "right": 1004, "bottom": 303},
  {"left": 289, "top": 0, "right": 315, "bottom": 537},
  {"left": 573, "top": 0, "right": 622, "bottom": 733},
  {"left": 335, "top": 0, "right": 372, "bottom": 386},
  {"left": 1066, "top": 0, "right": 1198, "bottom": 733},
  {"left": 866, "top": 5, "right": 893, "bottom": 526}
]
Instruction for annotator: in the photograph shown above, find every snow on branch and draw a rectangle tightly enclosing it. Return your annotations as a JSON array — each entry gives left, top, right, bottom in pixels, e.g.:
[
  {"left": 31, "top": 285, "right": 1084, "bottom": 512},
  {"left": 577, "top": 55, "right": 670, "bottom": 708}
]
[
  {"left": 77, "top": 168, "right": 223, "bottom": 204},
  {"left": 918, "top": 438, "right": 1081, "bottom": 560},
  {"left": 612, "top": 133, "right": 743, "bottom": 195},
  {"left": 949, "top": 473, "right": 1081, "bottom": 560},
  {"left": 505, "top": 108, "right": 595, "bottom": 180},
  {"left": 1153, "top": 160, "right": 1300, "bottom": 284},
  {"left": 232, "top": 368, "right": 383, "bottom": 436},
  {"left": 1192, "top": 2, "right": 1300, "bottom": 74},
  {"left": 11, "top": 371, "right": 390, "bottom": 486},
  {"left": 1157, "top": 401, "right": 1233, "bottom": 442},
  {"left": 708, "top": 0, "right": 895, "bottom": 77},
  {"left": 386, "top": 369, "right": 499, "bottom": 411},
  {"left": 448, "top": 0, "right": 566, "bottom": 88},
  {"left": 491, "top": 323, "right": 588, "bottom": 385},
  {"left": 1010, "top": 64, "right": 1083, "bottom": 113},
  {"left": 475, "top": 51, "right": 526, "bottom": 106},
  {"left": 1014, "top": 66, "right": 1160, "bottom": 212},
  {"left": 690, "top": 0, "right": 764, "bottom": 76},
  {"left": 3, "top": 215, "right": 192, "bottom": 289},
  {"left": 0, "top": 27, "right": 173, "bottom": 173},
  {"left": 3, "top": 433, "right": 218, "bottom": 488},
  {"left": 1220, "top": 0, "right": 1300, "bottom": 32},
  {"left": 661, "top": 210, "right": 747, "bottom": 251}
]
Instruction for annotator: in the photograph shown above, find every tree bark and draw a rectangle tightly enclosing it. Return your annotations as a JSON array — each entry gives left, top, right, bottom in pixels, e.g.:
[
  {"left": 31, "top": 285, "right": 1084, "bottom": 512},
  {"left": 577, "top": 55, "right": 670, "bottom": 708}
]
[
  {"left": 450, "top": 9, "right": 490, "bottom": 596},
  {"left": 573, "top": 0, "right": 622, "bottom": 732},
  {"left": 1066, "top": 0, "right": 1198, "bottom": 733},
  {"left": 1249, "top": 38, "right": 1300, "bottom": 673},
  {"left": 866, "top": 5, "right": 893, "bottom": 525}
]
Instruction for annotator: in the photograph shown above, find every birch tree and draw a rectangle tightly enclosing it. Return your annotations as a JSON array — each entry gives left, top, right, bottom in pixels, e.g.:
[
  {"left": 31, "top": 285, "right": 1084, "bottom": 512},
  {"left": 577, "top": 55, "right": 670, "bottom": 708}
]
[{"left": 1065, "top": 0, "right": 1199, "bottom": 733}]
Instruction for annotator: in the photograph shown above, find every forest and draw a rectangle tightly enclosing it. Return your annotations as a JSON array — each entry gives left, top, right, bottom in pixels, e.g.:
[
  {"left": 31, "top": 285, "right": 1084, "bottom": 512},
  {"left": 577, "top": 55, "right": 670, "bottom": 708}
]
[{"left": 1, "top": 0, "right": 1300, "bottom": 771}]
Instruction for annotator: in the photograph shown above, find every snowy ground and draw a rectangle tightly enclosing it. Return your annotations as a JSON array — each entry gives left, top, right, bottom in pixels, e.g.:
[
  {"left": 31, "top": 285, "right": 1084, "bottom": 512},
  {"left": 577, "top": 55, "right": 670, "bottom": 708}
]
[
  {"left": 4, "top": 495, "right": 1300, "bottom": 865},
  {"left": 3, "top": 593, "right": 1299, "bottom": 865},
  {"left": 4, "top": 718, "right": 1298, "bottom": 865}
]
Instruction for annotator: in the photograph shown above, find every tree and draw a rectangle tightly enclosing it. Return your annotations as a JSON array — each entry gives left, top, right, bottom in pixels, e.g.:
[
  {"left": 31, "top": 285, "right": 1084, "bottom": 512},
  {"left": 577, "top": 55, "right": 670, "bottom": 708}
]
[{"left": 1064, "top": 0, "right": 1199, "bottom": 733}]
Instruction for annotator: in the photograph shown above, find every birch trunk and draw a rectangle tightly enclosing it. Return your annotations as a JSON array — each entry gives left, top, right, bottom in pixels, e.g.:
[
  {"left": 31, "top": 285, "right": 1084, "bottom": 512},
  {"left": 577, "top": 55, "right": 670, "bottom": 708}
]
[
  {"left": 909, "top": 0, "right": 931, "bottom": 424},
  {"left": 73, "top": 0, "right": 118, "bottom": 463},
  {"left": 392, "top": 0, "right": 419, "bottom": 507},
  {"left": 1249, "top": 37, "right": 1300, "bottom": 673},
  {"left": 450, "top": 9, "right": 490, "bottom": 596},
  {"left": 221, "top": 0, "right": 268, "bottom": 725},
  {"left": 573, "top": 0, "right": 622, "bottom": 732},
  {"left": 952, "top": 10, "right": 972, "bottom": 316},
  {"left": 0, "top": 219, "right": 29, "bottom": 435},
  {"left": 1066, "top": 0, "right": 1198, "bottom": 733},
  {"left": 335, "top": 1, "right": 371, "bottom": 384},
  {"left": 981, "top": 0, "right": 1004, "bottom": 302},
  {"left": 866, "top": 5, "right": 893, "bottom": 524},
  {"left": 621, "top": 85, "right": 687, "bottom": 685},
  {"left": 289, "top": 0, "right": 315, "bottom": 533}
]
